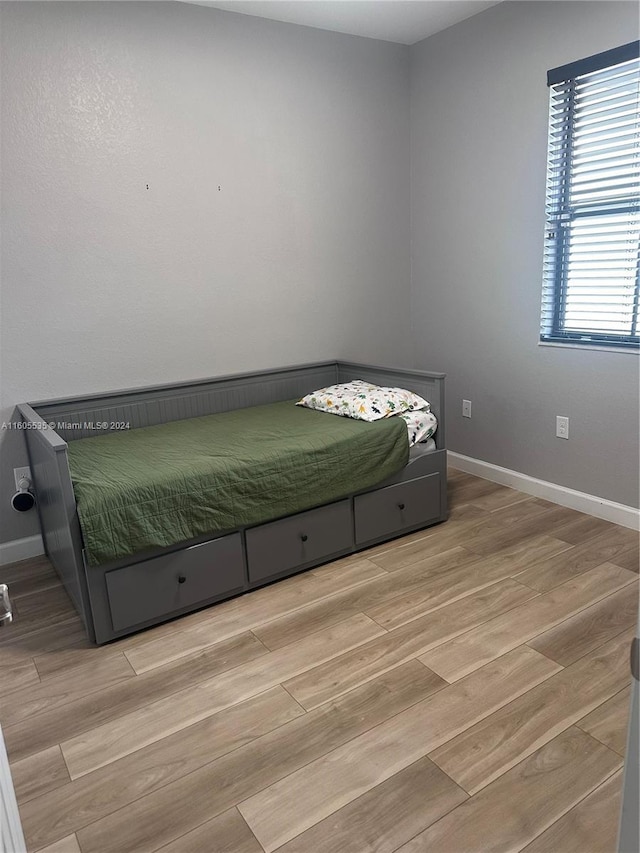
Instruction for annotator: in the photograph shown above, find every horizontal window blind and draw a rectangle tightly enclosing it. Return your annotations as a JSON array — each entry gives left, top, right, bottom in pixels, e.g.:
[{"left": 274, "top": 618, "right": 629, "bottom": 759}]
[{"left": 541, "top": 42, "right": 640, "bottom": 349}]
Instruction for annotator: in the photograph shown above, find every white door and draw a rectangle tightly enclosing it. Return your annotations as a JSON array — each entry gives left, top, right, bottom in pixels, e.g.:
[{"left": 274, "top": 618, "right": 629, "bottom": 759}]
[
  {"left": 617, "top": 625, "right": 639, "bottom": 853},
  {"left": 0, "top": 725, "right": 26, "bottom": 853}
]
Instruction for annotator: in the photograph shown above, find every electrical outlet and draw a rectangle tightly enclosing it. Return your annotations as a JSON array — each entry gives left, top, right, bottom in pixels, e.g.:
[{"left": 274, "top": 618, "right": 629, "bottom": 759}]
[
  {"left": 462, "top": 400, "right": 472, "bottom": 418},
  {"left": 14, "top": 466, "right": 32, "bottom": 490},
  {"left": 556, "top": 416, "right": 569, "bottom": 439}
]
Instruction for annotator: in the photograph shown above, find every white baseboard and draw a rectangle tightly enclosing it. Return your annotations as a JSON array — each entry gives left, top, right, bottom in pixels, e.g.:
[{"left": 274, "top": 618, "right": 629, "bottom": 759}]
[
  {"left": 448, "top": 451, "right": 640, "bottom": 532},
  {"left": 0, "top": 534, "right": 45, "bottom": 567}
]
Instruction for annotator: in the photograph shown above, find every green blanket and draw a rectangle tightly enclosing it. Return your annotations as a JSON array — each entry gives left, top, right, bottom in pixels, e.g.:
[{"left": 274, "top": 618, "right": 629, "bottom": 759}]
[{"left": 67, "top": 400, "right": 409, "bottom": 566}]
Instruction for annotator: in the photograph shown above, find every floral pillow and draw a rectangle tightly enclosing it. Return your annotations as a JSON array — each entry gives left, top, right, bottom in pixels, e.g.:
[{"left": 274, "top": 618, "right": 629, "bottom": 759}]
[{"left": 296, "top": 380, "right": 430, "bottom": 422}]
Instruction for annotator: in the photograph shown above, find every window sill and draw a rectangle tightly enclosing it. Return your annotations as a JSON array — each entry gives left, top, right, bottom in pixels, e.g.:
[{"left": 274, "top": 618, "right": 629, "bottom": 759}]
[{"left": 538, "top": 341, "right": 640, "bottom": 355}]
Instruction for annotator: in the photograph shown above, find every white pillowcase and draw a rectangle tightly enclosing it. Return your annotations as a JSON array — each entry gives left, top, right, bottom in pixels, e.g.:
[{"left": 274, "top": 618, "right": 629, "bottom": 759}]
[
  {"left": 399, "top": 408, "right": 438, "bottom": 446},
  {"left": 297, "top": 380, "right": 431, "bottom": 423}
]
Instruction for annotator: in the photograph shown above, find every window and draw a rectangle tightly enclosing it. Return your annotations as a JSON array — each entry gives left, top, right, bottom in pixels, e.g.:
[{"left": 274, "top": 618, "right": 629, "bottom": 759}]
[{"left": 541, "top": 41, "right": 640, "bottom": 350}]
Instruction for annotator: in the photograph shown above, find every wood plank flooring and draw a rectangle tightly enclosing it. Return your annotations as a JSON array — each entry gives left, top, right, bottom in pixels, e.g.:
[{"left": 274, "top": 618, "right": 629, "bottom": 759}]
[{"left": 0, "top": 468, "right": 637, "bottom": 853}]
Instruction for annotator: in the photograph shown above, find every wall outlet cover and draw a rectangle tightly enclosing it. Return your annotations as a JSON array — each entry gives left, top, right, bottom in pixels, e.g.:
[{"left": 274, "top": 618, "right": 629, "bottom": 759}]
[{"left": 13, "top": 466, "right": 32, "bottom": 490}]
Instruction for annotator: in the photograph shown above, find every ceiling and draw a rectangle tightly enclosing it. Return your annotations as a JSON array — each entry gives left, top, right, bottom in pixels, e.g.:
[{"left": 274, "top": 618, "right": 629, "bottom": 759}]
[{"left": 184, "top": 1, "right": 503, "bottom": 45}]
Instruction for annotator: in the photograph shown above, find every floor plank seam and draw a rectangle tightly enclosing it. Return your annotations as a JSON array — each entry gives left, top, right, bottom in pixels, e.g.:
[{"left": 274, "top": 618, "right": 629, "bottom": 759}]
[
  {"left": 525, "top": 588, "right": 638, "bottom": 668},
  {"left": 33, "top": 646, "right": 131, "bottom": 683},
  {"left": 0, "top": 617, "right": 85, "bottom": 653},
  {"left": 68, "top": 743, "right": 274, "bottom": 850},
  {"left": 363, "top": 613, "right": 389, "bottom": 633},
  {"left": 574, "top": 722, "right": 629, "bottom": 759},
  {"left": 426, "top": 644, "right": 630, "bottom": 798},
  {"left": 515, "top": 554, "right": 639, "bottom": 596},
  {"left": 226, "top": 673, "right": 462, "bottom": 822},
  {"left": 368, "top": 583, "right": 544, "bottom": 669},
  {"left": 294, "top": 658, "right": 450, "bottom": 713},
  {"left": 127, "top": 569, "right": 390, "bottom": 671},
  {"left": 234, "top": 652, "right": 563, "bottom": 848},
  {"left": 516, "top": 762, "right": 625, "bottom": 853},
  {"left": 426, "top": 711, "right": 585, "bottom": 799},
  {"left": 57, "top": 746, "right": 75, "bottom": 800},
  {"left": 2, "top": 669, "right": 41, "bottom": 697},
  {"left": 243, "top": 810, "right": 268, "bottom": 853},
  {"left": 278, "top": 683, "right": 308, "bottom": 716},
  {"left": 512, "top": 576, "right": 549, "bottom": 592},
  {"left": 10, "top": 581, "right": 64, "bottom": 601},
  {"left": 27, "top": 685, "right": 308, "bottom": 851},
  {"left": 522, "top": 645, "right": 567, "bottom": 670},
  {"left": 251, "top": 610, "right": 384, "bottom": 654},
  {"left": 272, "top": 753, "right": 470, "bottom": 853},
  {"left": 5, "top": 642, "right": 274, "bottom": 762},
  {"left": 2, "top": 671, "right": 139, "bottom": 756},
  {"left": 145, "top": 808, "right": 268, "bottom": 853},
  {"left": 390, "top": 731, "right": 624, "bottom": 853},
  {"left": 574, "top": 683, "right": 633, "bottom": 758},
  {"left": 385, "top": 788, "right": 470, "bottom": 853},
  {"left": 361, "top": 576, "right": 541, "bottom": 638},
  {"left": 368, "top": 529, "right": 470, "bottom": 571},
  {"left": 421, "top": 569, "right": 638, "bottom": 684},
  {"left": 486, "top": 496, "right": 533, "bottom": 512},
  {"left": 248, "top": 629, "right": 273, "bottom": 652},
  {"left": 0, "top": 608, "right": 79, "bottom": 648},
  {"left": 120, "top": 651, "right": 138, "bottom": 679}
]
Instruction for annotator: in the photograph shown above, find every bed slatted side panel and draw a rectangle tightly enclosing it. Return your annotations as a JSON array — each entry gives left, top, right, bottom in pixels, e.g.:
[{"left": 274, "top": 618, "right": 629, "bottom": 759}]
[{"left": 33, "top": 364, "right": 338, "bottom": 442}]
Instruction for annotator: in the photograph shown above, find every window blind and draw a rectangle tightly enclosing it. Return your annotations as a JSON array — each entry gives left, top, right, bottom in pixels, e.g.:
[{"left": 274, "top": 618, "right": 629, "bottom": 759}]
[{"left": 541, "top": 41, "right": 640, "bottom": 349}]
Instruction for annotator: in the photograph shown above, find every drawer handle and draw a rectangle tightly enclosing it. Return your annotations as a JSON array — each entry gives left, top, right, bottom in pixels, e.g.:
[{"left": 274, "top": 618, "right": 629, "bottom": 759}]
[
  {"left": 398, "top": 503, "right": 405, "bottom": 510},
  {"left": 177, "top": 575, "right": 187, "bottom": 584},
  {"left": 300, "top": 534, "right": 308, "bottom": 542}
]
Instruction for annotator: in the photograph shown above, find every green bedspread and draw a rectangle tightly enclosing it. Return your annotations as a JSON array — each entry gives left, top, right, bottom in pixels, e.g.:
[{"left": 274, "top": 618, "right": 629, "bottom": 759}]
[{"left": 67, "top": 400, "right": 409, "bottom": 566}]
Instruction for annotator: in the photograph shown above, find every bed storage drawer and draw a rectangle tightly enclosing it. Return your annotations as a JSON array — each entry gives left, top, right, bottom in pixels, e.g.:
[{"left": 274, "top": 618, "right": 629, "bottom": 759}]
[
  {"left": 354, "top": 473, "right": 441, "bottom": 544},
  {"left": 105, "top": 534, "right": 244, "bottom": 632},
  {"left": 246, "top": 500, "right": 352, "bottom": 583}
]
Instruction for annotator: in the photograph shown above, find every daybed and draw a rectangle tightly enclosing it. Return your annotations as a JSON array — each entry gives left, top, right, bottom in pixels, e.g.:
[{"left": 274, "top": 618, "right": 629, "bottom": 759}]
[{"left": 18, "top": 361, "right": 447, "bottom": 644}]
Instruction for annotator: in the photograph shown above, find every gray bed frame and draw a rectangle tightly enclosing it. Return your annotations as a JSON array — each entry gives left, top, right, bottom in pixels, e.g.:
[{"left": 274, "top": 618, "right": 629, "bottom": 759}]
[{"left": 17, "top": 361, "right": 447, "bottom": 644}]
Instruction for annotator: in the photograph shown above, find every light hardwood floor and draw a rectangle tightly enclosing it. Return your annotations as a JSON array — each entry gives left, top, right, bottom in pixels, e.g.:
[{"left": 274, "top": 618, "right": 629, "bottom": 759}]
[{"left": 1, "top": 469, "right": 637, "bottom": 853}]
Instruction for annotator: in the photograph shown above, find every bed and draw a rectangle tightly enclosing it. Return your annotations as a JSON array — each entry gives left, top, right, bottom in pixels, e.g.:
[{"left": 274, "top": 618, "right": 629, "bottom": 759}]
[{"left": 17, "top": 361, "right": 447, "bottom": 643}]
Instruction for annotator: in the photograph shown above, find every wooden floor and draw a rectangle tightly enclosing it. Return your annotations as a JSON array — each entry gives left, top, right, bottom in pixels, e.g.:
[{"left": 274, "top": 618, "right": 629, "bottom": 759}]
[{"left": 1, "top": 469, "right": 638, "bottom": 853}]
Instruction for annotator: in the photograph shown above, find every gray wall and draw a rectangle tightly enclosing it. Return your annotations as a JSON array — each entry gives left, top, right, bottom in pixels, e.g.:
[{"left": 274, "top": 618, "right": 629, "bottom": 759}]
[
  {"left": 410, "top": 1, "right": 640, "bottom": 508},
  {"left": 0, "top": 1, "right": 411, "bottom": 545},
  {"left": 2, "top": 0, "right": 638, "bottom": 551}
]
